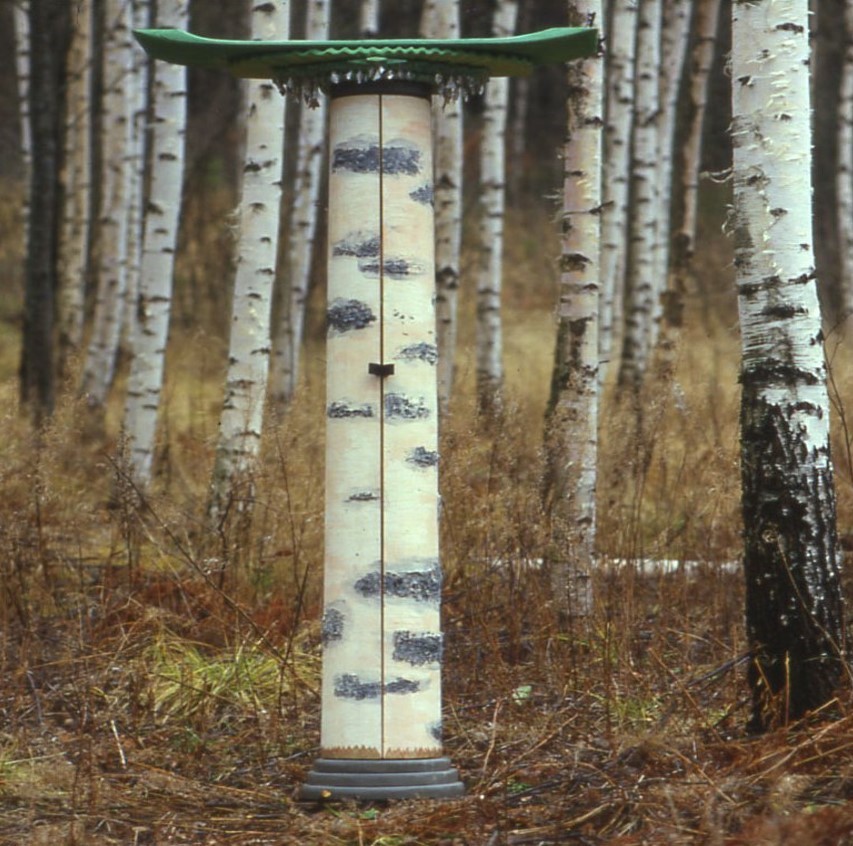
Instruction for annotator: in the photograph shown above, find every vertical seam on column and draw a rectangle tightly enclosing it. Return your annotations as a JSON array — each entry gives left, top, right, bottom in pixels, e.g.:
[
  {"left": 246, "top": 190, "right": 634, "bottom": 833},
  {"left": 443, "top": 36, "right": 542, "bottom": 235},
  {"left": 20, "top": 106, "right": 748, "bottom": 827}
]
[{"left": 378, "top": 93, "right": 387, "bottom": 759}]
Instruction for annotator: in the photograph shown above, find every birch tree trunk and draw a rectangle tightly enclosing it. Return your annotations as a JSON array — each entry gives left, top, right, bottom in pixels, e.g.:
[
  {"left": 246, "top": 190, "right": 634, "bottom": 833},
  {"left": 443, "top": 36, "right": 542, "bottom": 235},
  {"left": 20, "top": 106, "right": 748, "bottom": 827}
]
[
  {"left": 671, "top": 0, "right": 721, "bottom": 323},
  {"left": 653, "top": 0, "right": 692, "bottom": 370},
  {"left": 21, "top": 0, "right": 71, "bottom": 425},
  {"left": 420, "top": 0, "right": 463, "bottom": 416},
  {"left": 731, "top": 0, "right": 847, "bottom": 731},
  {"left": 208, "top": 0, "right": 289, "bottom": 519},
  {"left": 360, "top": 0, "right": 379, "bottom": 37},
  {"left": 122, "top": 0, "right": 189, "bottom": 485},
  {"left": 14, "top": 1, "right": 32, "bottom": 186},
  {"left": 58, "top": 0, "right": 94, "bottom": 371},
  {"left": 79, "top": 0, "right": 135, "bottom": 410},
  {"left": 838, "top": 1, "right": 853, "bottom": 315},
  {"left": 475, "top": 0, "right": 517, "bottom": 417},
  {"left": 598, "top": 0, "right": 637, "bottom": 386},
  {"left": 270, "top": 0, "right": 326, "bottom": 407},
  {"left": 543, "top": 1, "right": 603, "bottom": 620},
  {"left": 617, "top": 0, "right": 661, "bottom": 392}
]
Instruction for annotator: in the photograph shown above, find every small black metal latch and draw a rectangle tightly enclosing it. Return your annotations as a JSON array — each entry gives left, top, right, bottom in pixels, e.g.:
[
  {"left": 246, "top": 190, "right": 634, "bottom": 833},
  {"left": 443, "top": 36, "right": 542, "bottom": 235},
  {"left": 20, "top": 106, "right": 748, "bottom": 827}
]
[{"left": 369, "top": 362, "right": 395, "bottom": 378}]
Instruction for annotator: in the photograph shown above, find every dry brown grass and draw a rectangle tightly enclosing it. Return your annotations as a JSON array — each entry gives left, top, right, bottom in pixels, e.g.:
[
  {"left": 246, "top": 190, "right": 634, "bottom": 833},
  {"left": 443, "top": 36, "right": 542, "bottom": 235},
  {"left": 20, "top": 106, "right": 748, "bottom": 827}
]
[{"left": 4, "top": 183, "right": 853, "bottom": 844}]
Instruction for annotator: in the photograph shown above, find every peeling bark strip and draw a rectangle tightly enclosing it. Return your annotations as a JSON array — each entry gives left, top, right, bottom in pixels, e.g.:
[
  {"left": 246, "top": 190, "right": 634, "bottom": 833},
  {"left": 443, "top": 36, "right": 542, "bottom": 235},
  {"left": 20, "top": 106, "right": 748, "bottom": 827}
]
[
  {"left": 396, "top": 342, "right": 439, "bottom": 365},
  {"left": 358, "top": 258, "right": 426, "bottom": 279},
  {"left": 393, "top": 631, "right": 443, "bottom": 665},
  {"left": 334, "top": 674, "right": 420, "bottom": 699},
  {"left": 332, "top": 136, "right": 421, "bottom": 175},
  {"left": 410, "top": 184, "right": 434, "bottom": 205},
  {"left": 332, "top": 232, "right": 380, "bottom": 258},
  {"left": 407, "top": 446, "right": 439, "bottom": 468},
  {"left": 354, "top": 564, "right": 442, "bottom": 603},
  {"left": 327, "top": 298, "right": 377, "bottom": 333},
  {"left": 322, "top": 607, "right": 345, "bottom": 644},
  {"left": 327, "top": 401, "right": 375, "bottom": 418},
  {"left": 384, "top": 393, "right": 431, "bottom": 420}
]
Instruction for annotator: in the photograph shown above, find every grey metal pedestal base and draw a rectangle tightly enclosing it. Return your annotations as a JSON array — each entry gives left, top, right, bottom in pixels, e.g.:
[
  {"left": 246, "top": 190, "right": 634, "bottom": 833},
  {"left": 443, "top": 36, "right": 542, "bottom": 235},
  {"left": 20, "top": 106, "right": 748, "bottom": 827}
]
[{"left": 301, "top": 757, "right": 464, "bottom": 801}]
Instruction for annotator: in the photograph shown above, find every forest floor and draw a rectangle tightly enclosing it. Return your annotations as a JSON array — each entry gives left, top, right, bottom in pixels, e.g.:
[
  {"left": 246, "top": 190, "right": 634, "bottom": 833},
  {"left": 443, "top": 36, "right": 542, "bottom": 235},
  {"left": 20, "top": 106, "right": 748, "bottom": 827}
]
[{"left": 5, "top": 200, "right": 853, "bottom": 844}]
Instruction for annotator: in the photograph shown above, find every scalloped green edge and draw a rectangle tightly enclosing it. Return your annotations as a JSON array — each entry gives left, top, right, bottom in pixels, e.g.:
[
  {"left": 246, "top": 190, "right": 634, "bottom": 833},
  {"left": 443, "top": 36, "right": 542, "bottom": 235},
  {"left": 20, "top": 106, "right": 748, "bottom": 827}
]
[{"left": 133, "top": 26, "right": 599, "bottom": 79}]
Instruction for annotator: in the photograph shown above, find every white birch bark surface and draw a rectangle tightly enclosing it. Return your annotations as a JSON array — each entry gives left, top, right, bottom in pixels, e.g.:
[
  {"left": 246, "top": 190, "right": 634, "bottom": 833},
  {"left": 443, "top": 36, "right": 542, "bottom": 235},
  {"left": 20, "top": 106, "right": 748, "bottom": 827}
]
[
  {"left": 58, "top": 0, "right": 94, "bottom": 366},
  {"left": 420, "top": 0, "right": 462, "bottom": 416},
  {"left": 270, "top": 0, "right": 327, "bottom": 406},
  {"left": 598, "top": 0, "right": 637, "bottom": 387},
  {"left": 208, "top": 0, "right": 289, "bottom": 513},
  {"left": 475, "top": 0, "right": 517, "bottom": 416},
  {"left": 731, "top": 0, "right": 845, "bottom": 729},
  {"left": 838, "top": 1, "right": 853, "bottom": 315},
  {"left": 673, "top": 0, "right": 721, "bottom": 293},
  {"left": 653, "top": 0, "right": 692, "bottom": 363},
  {"left": 122, "top": 0, "right": 189, "bottom": 485},
  {"left": 360, "top": 0, "right": 379, "bottom": 37},
  {"left": 79, "top": 0, "right": 135, "bottom": 408},
  {"left": 321, "top": 91, "right": 443, "bottom": 760},
  {"left": 14, "top": 1, "right": 31, "bottom": 181},
  {"left": 543, "top": 0, "right": 603, "bottom": 620},
  {"left": 617, "top": 0, "right": 662, "bottom": 392}
]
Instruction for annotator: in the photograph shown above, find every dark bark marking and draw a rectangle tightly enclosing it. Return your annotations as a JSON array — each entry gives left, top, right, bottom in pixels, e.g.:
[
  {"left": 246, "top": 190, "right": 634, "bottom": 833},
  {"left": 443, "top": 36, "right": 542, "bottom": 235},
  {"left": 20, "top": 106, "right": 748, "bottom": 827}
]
[
  {"left": 410, "top": 184, "right": 434, "bottom": 205},
  {"left": 334, "top": 674, "right": 420, "bottom": 700},
  {"left": 332, "top": 233, "right": 381, "bottom": 258},
  {"left": 407, "top": 446, "right": 439, "bottom": 468},
  {"left": 358, "top": 258, "right": 426, "bottom": 279},
  {"left": 347, "top": 490, "right": 380, "bottom": 502},
  {"left": 385, "top": 393, "right": 431, "bottom": 420},
  {"left": 327, "top": 401, "right": 375, "bottom": 419},
  {"left": 396, "top": 342, "right": 439, "bottom": 365},
  {"left": 392, "top": 631, "right": 443, "bottom": 666},
  {"left": 354, "top": 562, "right": 442, "bottom": 603},
  {"left": 332, "top": 137, "right": 421, "bottom": 175},
  {"left": 327, "top": 298, "right": 377, "bottom": 333},
  {"left": 322, "top": 606, "right": 345, "bottom": 645},
  {"left": 429, "top": 721, "right": 443, "bottom": 742}
]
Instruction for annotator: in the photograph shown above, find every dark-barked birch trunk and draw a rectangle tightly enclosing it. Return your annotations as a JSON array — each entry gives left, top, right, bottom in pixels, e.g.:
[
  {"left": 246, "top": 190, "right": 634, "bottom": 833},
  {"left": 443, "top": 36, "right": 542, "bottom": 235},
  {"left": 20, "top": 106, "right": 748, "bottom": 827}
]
[
  {"left": 474, "top": 0, "right": 517, "bottom": 418},
  {"left": 543, "top": 1, "right": 603, "bottom": 621},
  {"left": 731, "top": 0, "right": 847, "bottom": 731},
  {"left": 838, "top": 0, "right": 853, "bottom": 316},
  {"left": 58, "top": 0, "right": 94, "bottom": 373},
  {"left": 21, "top": 0, "right": 71, "bottom": 425}
]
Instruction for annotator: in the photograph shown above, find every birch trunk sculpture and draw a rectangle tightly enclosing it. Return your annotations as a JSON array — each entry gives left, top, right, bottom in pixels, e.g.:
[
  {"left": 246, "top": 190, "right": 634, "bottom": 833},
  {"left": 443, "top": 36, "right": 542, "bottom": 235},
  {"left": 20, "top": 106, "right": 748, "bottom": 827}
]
[
  {"left": 731, "top": 0, "right": 847, "bottom": 730},
  {"left": 134, "top": 22, "right": 598, "bottom": 800}
]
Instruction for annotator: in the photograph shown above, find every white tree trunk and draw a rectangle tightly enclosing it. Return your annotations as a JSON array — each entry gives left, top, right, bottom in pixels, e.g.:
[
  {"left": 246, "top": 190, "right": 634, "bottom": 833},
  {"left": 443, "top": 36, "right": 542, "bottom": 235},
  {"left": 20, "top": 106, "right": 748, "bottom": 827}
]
[
  {"left": 474, "top": 0, "right": 517, "bottom": 416},
  {"left": 653, "top": 0, "right": 692, "bottom": 361},
  {"left": 79, "top": 0, "right": 136, "bottom": 409},
  {"left": 617, "top": 0, "right": 662, "bottom": 392},
  {"left": 122, "top": 0, "right": 189, "bottom": 485},
  {"left": 58, "top": 0, "right": 94, "bottom": 367},
  {"left": 731, "top": 0, "right": 845, "bottom": 730},
  {"left": 598, "top": 0, "right": 637, "bottom": 386},
  {"left": 14, "top": 1, "right": 31, "bottom": 179},
  {"left": 321, "top": 89, "right": 444, "bottom": 760},
  {"left": 208, "top": 0, "right": 289, "bottom": 516},
  {"left": 543, "top": 0, "right": 603, "bottom": 620},
  {"left": 270, "top": 0, "right": 326, "bottom": 406},
  {"left": 838, "top": 1, "right": 853, "bottom": 316},
  {"left": 360, "top": 0, "right": 379, "bottom": 37},
  {"left": 420, "top": 0, "right": 463, "bottom": 416}
]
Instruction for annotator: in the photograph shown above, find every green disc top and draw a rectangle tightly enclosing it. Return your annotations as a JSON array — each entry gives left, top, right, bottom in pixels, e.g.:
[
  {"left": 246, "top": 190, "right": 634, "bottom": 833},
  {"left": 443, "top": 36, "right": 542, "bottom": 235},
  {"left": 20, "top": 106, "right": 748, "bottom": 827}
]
[{"left": 133, "top": 27, "right": 599, "bottom": 80}]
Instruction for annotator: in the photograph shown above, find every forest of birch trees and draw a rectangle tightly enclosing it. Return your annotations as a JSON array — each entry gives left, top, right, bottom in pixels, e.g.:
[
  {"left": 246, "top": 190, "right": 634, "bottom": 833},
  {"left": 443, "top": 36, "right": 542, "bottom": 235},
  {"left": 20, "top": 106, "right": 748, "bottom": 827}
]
[{"left": 4, "top": 0, "right": 853, "bottom": 839}]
